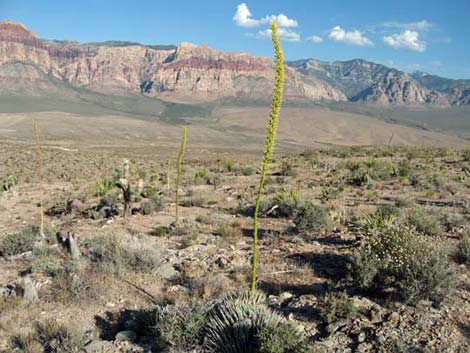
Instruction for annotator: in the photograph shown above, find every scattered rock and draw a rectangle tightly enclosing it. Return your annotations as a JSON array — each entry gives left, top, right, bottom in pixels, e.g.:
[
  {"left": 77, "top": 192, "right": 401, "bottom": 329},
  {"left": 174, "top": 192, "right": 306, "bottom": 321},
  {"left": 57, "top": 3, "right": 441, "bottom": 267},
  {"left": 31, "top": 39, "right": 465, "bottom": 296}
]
[
  {"left": 115, "top": 330, "right": 137, "bottom": 342},
  {"left": 23, "top": 274, "right": 38, "bottom": 302},
  {"left": 84, "top": 340, "right": 114, "bottom": 353},
  {"left": 155, "top": 263, "right": 178, "bottom": 280}
]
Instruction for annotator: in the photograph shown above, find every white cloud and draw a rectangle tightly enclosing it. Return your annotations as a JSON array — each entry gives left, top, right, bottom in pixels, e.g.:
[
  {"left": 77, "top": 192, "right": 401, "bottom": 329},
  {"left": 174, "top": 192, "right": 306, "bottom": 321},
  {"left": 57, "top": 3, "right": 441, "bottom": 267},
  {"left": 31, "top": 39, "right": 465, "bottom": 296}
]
[
  {"left": 382, "top": 20, "right": 433, "bottom": 31},
  {"left": 383, "top": 30, "right": 426, "bottom": 52},
  {"left": 233, "top": 3, "right": 298, "bottom": 28},
  {"left": 256, "top": 28, "right": 301, "bottom": 42},
  {"left": 306, "top": 35, "right": 323, "bottom": 43},
  {"left": 327, "top": 26, "right": 373, "bottom": 46}
]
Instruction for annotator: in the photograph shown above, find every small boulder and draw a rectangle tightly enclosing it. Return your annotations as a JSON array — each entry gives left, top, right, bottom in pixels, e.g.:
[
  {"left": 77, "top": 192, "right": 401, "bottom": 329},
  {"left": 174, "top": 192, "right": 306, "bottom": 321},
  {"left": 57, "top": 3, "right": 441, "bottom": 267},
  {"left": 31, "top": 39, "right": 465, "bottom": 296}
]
[{"left": 115, "top": 330, "right": 137, "bottom": 342}]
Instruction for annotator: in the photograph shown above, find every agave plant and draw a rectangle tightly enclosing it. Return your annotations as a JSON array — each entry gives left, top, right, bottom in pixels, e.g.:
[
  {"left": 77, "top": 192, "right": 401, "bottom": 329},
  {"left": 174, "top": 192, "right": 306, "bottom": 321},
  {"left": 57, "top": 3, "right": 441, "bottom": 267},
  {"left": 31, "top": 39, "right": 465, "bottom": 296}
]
[{"left": 251, "top": 21, "right": 285, "bottom": 292}]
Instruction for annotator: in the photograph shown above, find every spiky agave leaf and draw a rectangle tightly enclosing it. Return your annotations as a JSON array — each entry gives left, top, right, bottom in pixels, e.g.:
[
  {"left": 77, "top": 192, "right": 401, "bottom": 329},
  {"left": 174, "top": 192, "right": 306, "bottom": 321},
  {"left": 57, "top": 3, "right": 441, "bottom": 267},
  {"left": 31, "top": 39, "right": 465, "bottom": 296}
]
[{"left": 203, "top": 291, "right": 309, "bottom": 353}]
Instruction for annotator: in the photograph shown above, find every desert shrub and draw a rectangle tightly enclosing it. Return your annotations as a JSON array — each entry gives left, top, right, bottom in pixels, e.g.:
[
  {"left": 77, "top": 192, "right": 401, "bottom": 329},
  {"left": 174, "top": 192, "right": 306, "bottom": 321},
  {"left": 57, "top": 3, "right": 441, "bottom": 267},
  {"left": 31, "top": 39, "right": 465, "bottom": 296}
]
[
  {"left": 11, "top": 319, "right": 88, "bottom": 353},
  {"left": 153, "top": 226, "right": 168, "bottom": 237},
  {"left": 169, "top": 219, "right": 199, "bottom": 236},
  {"left": 215, "top": 221, "right": 243, "bottom": 238},
  {"left": 407, "top": 208, "right": 443, "bottom": 236},
  {"left": 320, "top": 185, "right": 344, "bottom": 202},
  {"left": 2, "top": 173, "right": 17, "bottom": 192},
  {"left": 462, "top": 149, "right": 470, "bottom": 162},
  {"left": 349, "top": 225, "right": 455, "bottom": 304},
  {"left": 396, "top": 160, "right": 411, "bottom": 177},
  {"left": 84, "top": 235, "right": 160, "bottom": 274},
  {"left": 142, "top": 186, "right": 158, "bottom": 199},
  {"left": 181, "top": 191, "right": 206, "bottom": 207},
  {"left": 395, "top": 197, "right": 414, "bottom": 208},
  {"left": 152, "top": 301, "right": 206, "bottom": 351},
  {"left": 352, "top": 205, "right": 399, "bottom": 236},
  {"left": 241, "top": 166, "right": 255, "bottom": 176},
  {"left": 273, "top": 187, "right": 303, "bottom": 217},
  {"left": 321, "top": 292, "right": 358, "bottom": 324},
  {"left": 279, "top": 161, "right": 297, "bottom": 177},
  {"left": 93, "top": 178, "right": 114, "bottom": 197},
  {"left": 0, "top": 226, "right": 46, "bottom": 257},
  {"left": 457, "top": 232, "right": 470, "bottom": 264},
  {"left": 146, "top": 292, "right": 311, "bottom": 353},
  {"left": 31, "top": 255, "right": 62, "bottom": 277},
  {"left": 194, "top": 169, "right": 210, "bottom": 185},
  {"left": 440, "top": 212, "right": 465, "bottom": 232},
  {"left": 347, "top": 159, "right": 393, "bottom": 186},
  {"left": 139, "top": 197, "right": 164, "bottom": 215},
  {"left": 223, "top": 159, "right": 233, "bottom": 172},
  {"left": 294, "top": 202, "right": 332, "bottom": 233}
]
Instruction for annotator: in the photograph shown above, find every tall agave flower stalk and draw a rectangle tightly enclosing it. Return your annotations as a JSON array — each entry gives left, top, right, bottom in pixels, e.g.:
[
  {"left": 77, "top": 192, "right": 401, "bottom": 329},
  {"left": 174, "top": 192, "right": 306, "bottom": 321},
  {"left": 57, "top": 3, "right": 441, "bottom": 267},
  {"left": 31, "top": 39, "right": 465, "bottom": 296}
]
[
  {"left": 175, "top": 127, "right": 187, "bottom": 223},
  {"left": 251, "top": 22, "right": 285, "bottom": 291},
  {"left": 33, "top": 119, "right": 45, "bottom": 240}
]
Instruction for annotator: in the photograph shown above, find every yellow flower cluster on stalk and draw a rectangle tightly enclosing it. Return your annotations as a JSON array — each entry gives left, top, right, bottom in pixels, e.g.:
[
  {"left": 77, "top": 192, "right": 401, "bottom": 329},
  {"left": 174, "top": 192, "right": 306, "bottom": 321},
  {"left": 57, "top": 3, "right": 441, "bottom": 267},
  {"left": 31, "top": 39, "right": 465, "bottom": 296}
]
[{"left": 251, "top": 22, "right": 285, "bottom": 292}]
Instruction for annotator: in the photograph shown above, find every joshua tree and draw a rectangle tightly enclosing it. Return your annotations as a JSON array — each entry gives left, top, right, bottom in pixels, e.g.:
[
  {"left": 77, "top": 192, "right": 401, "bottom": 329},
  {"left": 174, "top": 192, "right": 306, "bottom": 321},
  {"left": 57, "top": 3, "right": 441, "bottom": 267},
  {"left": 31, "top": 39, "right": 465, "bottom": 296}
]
[
  {"left": 116, "top": 159, "right": 132, "bottom": 218},
  {"left": 251, "top": 22, "right": 285, "bottom": 292},
  {"left": 175, "top": 127, "right": 187, "bottom": 223},
  {"left": 33, "top": 119, "right": 45, "bottom": 240}
]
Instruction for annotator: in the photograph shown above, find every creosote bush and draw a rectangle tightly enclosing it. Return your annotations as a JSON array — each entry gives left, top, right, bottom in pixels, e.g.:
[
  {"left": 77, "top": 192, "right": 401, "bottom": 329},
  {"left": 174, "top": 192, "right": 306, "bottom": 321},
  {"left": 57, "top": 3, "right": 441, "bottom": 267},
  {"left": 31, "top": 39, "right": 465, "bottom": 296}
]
[
  {"left": 0, "top": 226, "right": 53, "bottom": 257},
  {"left": 321, "top": 291, "right": 358, "bottom": 324},
  {"left": 349, "top": 225, "right": 455, "bottom": 305},
  {"left": 294, "top": 202, "right": 332, "bottom": 234},
  {"left": 407, "top": 207, "right": 443, "bottom": 236}
]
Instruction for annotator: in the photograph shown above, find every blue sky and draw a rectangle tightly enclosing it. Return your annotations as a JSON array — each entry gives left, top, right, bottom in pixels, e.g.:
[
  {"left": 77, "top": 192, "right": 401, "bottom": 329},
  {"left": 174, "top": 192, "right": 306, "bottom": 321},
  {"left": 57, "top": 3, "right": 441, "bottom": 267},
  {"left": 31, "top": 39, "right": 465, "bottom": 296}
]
[{"left": 1, "top": 0, "right": 469, "bottom": 78}]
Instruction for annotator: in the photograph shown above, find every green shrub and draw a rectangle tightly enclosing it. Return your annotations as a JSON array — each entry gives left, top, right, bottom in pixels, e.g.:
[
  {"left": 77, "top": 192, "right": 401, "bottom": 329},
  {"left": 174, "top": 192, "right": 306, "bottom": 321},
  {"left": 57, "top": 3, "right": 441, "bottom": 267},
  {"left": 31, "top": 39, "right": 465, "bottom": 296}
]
[
  {"left": 93, "top": 178, "right": 114, "bottom": 197},
  {"left": 352, "top": 205, "right": 399, "bottom": 236},
  {"left": 407, "top": 208, "right": 443, "bottom": 236},
  {"left": 321, "top": 292, "right": 358, "bottom": 324},
  {"left": 0, "top": 226, "right": 43, "bottom": 257},
  {"left": 279, "top": 161, "right": 297, "bottom": 177},
  {"left": 462, "top": 149, "right": 470, "bottom": 162},
  {"left": 215, "top": 221, "right": 243, "bottom": 238},
  {"left": 32, "top": 255, "right": 61, "bottom": 277},
  {"left": 85, "top": 235, "right": 160, "bottom": 274},
  {"left": 146, "top": 292, "right": 312, "bottom": 353},
  {"left": 11, "top": 319, "right": 88, "bottom": 353},
  {"left": 349, "top": 225, "right": 455, "bottom": 304},
  {"left": 152, "top": 301, "right": 206, "bottom": 351},
  {"left": 457, "top": 232, "right": 470, "bottom": 264},
  {"left": 241, "top": 166, "right": 255, "bottom": 176},
  {"left": 396, "top": 160, "right": 411, "bottom": 177},
  {"left": 293, "top": 202, "right": 332, "bottom": 234},
  {"left": 139, "top": 197, "right": 164, "bottom": 215},
  {"left": 223, "top": 159, "right": 233, "bottom": 172}
]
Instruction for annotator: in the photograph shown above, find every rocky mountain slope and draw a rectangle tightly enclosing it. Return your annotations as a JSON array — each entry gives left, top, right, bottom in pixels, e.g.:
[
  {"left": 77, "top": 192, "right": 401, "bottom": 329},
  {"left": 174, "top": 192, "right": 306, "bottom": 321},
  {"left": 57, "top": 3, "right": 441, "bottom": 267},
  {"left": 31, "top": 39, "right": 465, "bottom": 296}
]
[
  {"left": 0, "top": 20, "right": 345, "bottom": 103},
  {"left": 289, "top": 58, "right": 469, "bottom": 106},
  {"left": 0, "top": 20, "right": 468, "bottom": 106}
]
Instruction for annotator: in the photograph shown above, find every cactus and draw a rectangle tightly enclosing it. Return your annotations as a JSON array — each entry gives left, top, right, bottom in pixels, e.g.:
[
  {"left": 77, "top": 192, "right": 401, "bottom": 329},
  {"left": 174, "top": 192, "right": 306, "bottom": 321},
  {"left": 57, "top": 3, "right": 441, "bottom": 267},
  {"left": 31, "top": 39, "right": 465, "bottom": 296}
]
[
  {"left": 33, "top": 119, "right": 46, "bottom": 240},
  {"left": 175, "top": 127, "right": 187, "bottom": 222},
  {"left": 251, "top": 22, "right": 285, "bottom": 291}
]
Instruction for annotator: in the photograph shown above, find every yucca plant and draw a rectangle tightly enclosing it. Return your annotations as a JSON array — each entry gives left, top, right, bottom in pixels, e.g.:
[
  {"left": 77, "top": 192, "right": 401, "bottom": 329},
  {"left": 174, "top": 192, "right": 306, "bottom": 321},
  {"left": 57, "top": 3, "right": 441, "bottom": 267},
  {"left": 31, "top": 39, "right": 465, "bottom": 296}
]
[
  {"left": 251, "top": 22, "right": 285, "bottom": 291},
  {"left": 175, "top": 127, "right": 187, "bottom": 222},
  {"left": 33, "top": 119, "right": 45, "bottom": 240}
]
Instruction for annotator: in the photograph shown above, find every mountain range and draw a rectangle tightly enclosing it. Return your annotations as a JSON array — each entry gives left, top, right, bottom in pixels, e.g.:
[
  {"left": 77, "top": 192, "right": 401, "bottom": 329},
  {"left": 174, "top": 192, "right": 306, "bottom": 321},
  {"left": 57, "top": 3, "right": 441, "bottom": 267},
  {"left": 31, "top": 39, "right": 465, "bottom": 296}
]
[{"left": 0, "top": 19, "right": 469, "bottom": 107}]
